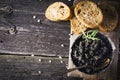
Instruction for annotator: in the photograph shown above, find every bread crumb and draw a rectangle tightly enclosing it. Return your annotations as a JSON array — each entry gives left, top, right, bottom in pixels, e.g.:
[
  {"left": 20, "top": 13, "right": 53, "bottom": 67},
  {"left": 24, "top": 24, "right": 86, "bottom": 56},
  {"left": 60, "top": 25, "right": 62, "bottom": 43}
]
[
  {"left": 37, "top": 19, "right": 41, "bottom": 23},
  {"left": 59, "top": 56, "right": 62, "bottom": 59},
  {"left": 38, "top": 59, "right": 42, "bottom": 62},
  {"left": 38, "top": 71, "right": 42, "bottom": 74},
  {"left": 31, "top": 54, "right": 34, "bottom": 57},
  {"left": 33, "top": 15, "right": 36, "bottom": 19},
  {"left": 60, "top": 61, "right": 63, "bottom": 63},
  {"left": 61, "top": 44, "right": 64, "bottom": 47},
  {"left": 48, "top": 60, "right": 52, "bottom": 63}
]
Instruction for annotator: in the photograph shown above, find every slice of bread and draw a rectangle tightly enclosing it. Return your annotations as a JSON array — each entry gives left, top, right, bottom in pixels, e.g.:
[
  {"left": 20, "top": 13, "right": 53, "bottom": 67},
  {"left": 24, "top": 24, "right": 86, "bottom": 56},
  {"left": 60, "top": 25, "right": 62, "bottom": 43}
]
[
  {"left": 98, "top": 2, "right": 118, "bottom": 32},
  {"left": 74, "top": 1, "right": 103, "bottom": 28},
  {"left": 70, "top": 16, "right": 87, "bottom": 34},
  {"left": 45, "top": 2, "right": 72, "bottom": 21}
]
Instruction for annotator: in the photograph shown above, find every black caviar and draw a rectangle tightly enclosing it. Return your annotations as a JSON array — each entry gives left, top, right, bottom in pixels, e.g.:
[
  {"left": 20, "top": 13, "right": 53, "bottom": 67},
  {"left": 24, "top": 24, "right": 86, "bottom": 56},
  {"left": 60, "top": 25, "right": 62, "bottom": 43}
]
[{"left": 71, "top": 32, "right": 113, "bottom": 74}]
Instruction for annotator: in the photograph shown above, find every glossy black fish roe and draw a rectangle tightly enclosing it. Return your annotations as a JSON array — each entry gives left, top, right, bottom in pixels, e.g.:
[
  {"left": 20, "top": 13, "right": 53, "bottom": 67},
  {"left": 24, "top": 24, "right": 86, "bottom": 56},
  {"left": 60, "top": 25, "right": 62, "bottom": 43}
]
[{"left": 71, "top": 32, "right": 113, "bottom": 74}]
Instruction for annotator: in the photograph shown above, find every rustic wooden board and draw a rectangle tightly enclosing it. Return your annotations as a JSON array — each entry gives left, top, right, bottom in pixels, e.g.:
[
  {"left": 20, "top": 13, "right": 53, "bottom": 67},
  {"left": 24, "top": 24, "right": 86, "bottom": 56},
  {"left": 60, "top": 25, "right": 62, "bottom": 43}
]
[
  {"left": 0, "top": 54, "right": 119, "bottom": 80},
  {"left": 0, "top": 54, "right": 84, "bottom": 80},
  {"left": 0, "top": 0, "right": 74, "bottom": 56}
]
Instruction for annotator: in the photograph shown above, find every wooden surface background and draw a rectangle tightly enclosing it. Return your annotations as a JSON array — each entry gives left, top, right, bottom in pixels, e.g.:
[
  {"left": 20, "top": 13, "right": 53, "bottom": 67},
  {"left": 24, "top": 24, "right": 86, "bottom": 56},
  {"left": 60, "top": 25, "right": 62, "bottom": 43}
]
[
  {"left": 0, "top": 0, "right": 119, "bottom": 80},
  {"left": 0, "top": 0, "right": 74, "bottom": 57}
]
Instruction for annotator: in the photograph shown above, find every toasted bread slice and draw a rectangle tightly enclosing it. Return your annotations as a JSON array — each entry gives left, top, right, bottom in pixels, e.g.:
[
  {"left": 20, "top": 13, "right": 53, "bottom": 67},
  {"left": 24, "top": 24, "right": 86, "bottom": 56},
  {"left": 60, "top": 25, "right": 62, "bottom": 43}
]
[
  {"left": 98, "top": 2, "right": 118, "bottom": 32},
  {"left": 45, "top": 2, "right": 72, "bottom": 21},
  {"left": 70, "top": 16, "right": 88, "bottom": 34},
  {"left": 74, "top": 1, "right": 103, "bottom": 28}
]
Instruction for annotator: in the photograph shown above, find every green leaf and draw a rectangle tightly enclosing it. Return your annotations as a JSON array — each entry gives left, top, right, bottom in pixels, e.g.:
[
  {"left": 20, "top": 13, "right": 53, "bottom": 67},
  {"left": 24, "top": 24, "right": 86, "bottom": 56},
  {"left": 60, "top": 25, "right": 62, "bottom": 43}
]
[{"left": 82, "top": 30, "right": 100, "bottom": 41}]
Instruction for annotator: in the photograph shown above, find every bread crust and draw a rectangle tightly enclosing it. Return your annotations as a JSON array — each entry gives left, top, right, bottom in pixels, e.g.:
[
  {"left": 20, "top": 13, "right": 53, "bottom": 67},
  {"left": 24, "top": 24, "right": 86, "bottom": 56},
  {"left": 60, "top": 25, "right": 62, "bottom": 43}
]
[
  {"left": 98, "top": 2, "right": 118, "bottom": 32},
  {"left": 74, "top": 1, "right": 103, "bottom": 28},
  {"left": 45, "top": 2, "right": 72, "bottom": 21},
  {"left": 70, "top": 16, "right": 87, "bottom": 34}
]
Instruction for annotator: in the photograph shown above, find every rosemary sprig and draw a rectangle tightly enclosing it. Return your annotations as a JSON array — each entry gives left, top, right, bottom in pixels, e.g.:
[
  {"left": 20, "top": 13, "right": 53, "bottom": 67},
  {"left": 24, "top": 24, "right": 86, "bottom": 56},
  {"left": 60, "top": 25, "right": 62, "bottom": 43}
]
[
  {"left": 76, "top": 19, "right": 100, "bottom": 41},
  {"left": 82, "top": 30, "right": 100, "bottom": 41}
]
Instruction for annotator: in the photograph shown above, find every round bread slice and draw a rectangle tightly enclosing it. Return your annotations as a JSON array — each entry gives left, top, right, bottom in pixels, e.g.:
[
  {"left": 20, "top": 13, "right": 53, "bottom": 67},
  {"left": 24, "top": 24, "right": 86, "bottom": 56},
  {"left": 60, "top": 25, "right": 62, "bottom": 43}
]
[
  {"left": 45, "top": 2, "right": 71, "bottom": 21},
  {"left": 70, "top": 16, "right": 88, "bottom": 34},
  {"left": 74, "top": 1, "right": 103, "bottom": 28},
  {"left": 98, "top": 2, "right": 118, "bottom": 32}
]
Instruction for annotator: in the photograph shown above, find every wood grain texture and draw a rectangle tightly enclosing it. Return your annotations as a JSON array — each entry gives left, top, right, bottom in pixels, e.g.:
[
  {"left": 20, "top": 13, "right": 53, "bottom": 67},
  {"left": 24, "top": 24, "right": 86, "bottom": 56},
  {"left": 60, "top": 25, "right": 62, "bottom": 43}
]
[
  {"left": 0, "top": 55, "right": 84, "bottom": 80},
  {"left": 0, "top": 0, "right": 74, "bottom": 56},
  {"left": 0, "top": 54, "right": 119, "bottom": 80}
]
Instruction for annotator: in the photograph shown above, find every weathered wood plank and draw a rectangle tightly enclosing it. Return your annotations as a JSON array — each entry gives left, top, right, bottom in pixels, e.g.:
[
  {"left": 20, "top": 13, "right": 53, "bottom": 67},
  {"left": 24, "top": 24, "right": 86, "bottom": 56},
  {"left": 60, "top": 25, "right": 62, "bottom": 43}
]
[
  {"left": 0, "top": 54, "right": 119, "bottom": 80},
  {"left": 0, "top": 54, "right": 84, "bottom": 80},
  {"left": 0, "top": 0, "right": 74, "bottom": 56}
]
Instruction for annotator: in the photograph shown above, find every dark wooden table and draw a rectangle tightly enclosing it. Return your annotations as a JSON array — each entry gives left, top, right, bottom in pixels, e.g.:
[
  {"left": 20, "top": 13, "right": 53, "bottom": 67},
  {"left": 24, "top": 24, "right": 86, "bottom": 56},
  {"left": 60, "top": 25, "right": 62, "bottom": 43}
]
[{"left": 0, "top": 0, "right": 119, "bottom": 80}]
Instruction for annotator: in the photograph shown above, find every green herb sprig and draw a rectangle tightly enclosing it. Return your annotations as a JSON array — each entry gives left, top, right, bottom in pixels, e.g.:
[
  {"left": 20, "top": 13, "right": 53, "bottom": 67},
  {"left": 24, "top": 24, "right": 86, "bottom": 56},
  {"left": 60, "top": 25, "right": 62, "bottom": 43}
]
[{"left": 82, "top": 30, "right": 100, "bottom": 41}]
